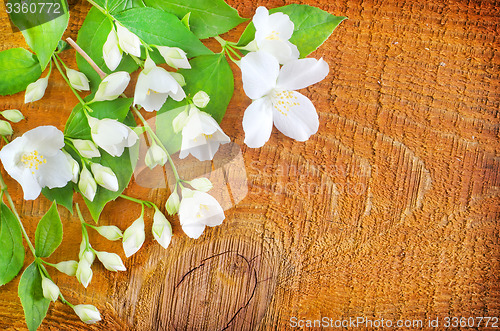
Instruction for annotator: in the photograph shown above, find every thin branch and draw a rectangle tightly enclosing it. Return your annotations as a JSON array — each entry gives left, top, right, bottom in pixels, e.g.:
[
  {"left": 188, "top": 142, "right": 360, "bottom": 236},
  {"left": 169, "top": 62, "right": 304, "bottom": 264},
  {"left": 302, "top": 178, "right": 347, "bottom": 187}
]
[{"left": 66, "top": 37, "right": 106, "bottom": 79}]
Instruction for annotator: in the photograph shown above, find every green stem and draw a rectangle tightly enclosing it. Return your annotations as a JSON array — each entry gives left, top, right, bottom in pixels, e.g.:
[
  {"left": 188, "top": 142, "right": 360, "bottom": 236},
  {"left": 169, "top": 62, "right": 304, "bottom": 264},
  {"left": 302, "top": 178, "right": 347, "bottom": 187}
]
[
  {"left": 53, "top": 55, "right": 88, "bottom": 108},
  {"left": 75, "top": 203, "right": 91, "bottom": 249},
  {"left": 119, "top": 194, "right": 154, "bottom": 208},
  {"left": 0, "top": 172, "right": 36, "bottom": 256},
  {"left": 86, "top": 0, "right": 108, "bottom": 16}
]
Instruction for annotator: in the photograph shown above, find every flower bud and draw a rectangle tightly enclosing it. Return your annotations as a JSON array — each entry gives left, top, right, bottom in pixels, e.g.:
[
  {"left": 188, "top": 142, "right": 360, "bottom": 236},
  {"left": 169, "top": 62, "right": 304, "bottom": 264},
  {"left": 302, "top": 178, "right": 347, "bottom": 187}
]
[
  {"left": 76, "top": 258, "right": 93, "bottom": 288},
  {"left": 152, "top": 208, "right": 172, "bottom": 249},
  {"left": 156, "top": 46, "right": 191, "bottom": 69},
  {"left": 95, "top": 251, "right": 126, "bottom": 272},
  {"left": 95, "top": 225, "right": 123, "bottom": 241},
  {"left": 116, "top": 23, "right": 141, "bottom": 57},
  {"left": 41, "top": 276, "right": 60, "bottom": 302},
  {"left": 145, "top": 143, "right": 168, "bottom": 169},
  {"left": 72, "top": 139, "right": 101, "bottom": 158},
  {"left": 103, "top": 28, "right": 122, "bottom": 71},
  {"left": 1, "top": 109, "right": 24, "bottom": 123},
  {"left": 78, "top": 240, "right": 95, "bottom": 264},
  {"left": 93, "top": 71, "right": 130, "bottom": 102},
  {"left": 166, "top": 190, "right": 180, "bottom": 215},
  {"left": 172, "top": 109, "right": 189, "bottom": 133},
  {"left": 90, "top": 163, "right": 119, "bottom": 192},
  {"left": 66, "top": 68, "right": 90, "bottom": 91},
  {"left": 122, "top": 215, "right": 145, "bottom": 258},
  {"left": 73, "top": 304, "right": 101, "bottom": 324},
  {"left": 0, "top": 120, "right": 13, "bottom": 136},
  {"left": 78, "top": 165, "right": 97, "bottom": 201},
  {"left": 192, "top": 91, "right": 210, "bottom": 108},
  {"left": 63, "top": 151, "right": 80, "bottom": 183},
  {"left": 25, "top": 77, "right": 48, "bottom": 103},
  {"left": 170, "top": 72, "right": 186, "bottom": 87},
  {"left": 53, "top": 260, "right": 79, "bottom": 276},
  {"left": 189, "top": 177, "right": 213, "bottom": 192}
]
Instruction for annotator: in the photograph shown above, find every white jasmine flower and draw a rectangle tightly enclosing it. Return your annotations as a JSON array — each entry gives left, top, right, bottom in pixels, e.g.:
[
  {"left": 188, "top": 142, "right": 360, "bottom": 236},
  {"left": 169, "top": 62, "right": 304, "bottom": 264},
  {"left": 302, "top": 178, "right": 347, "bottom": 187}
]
[
  {"left": 241, "top": 51, "right": 329, "bottom": 147},
  {"left": 73, "top": 304, "right": 101, "bottom": 324},
  {"left": 90, "top": 163, "right": 119, "bottom": 192},
  {"left": 1, "top": 109, "right": 24, "bottom": 123},
  {"left": 0, "top": 126, "right": 73, "bottom": 200},
  {"left": 189, "top": 177, "right": 213, "bottom": 192},
  {"left": 87, "top": 116, "right": 138, "bottom": 157},
  {"left": 116, "top": 23, "right": 141, "bottom": 57},
  {"left": 76, "top": 258, "right": 93, "bottom": 288},
  {"left": 78, "top": 165, "right": 97, "bottom": 201},
  {"left": 250, "top": 6, "right": 299, "bottom": 64},
  {"left": 192, "top": 91, "right": 210, "bottom": 108},
  {"left": 122, "top": 215, "right": 145, "bottom": 258},
  {"left": 156, "top": 46, "right": 191, "bottom": 69},
  {"left": 165, "top": 191, "right": 180, "bottom": 215},
  {"left": 134, "top": 57, "right": 186, "bottom": 112},
  {"left": 25, "top": 77, "right": 49, "bottom": 103},
  {"left": 177, "top": 106, "right": 230, "bottom": 161},
  {"left": 41, "top": 276, "right": 60, "bottom": 302},
  {"left": 94, "top": 225, "right": 123, "bottom": 241},
  {"left": 53, "top": 260, "right": 78, "bottom": 276},
  {"left": 95, "top": 251, "right": 126, "bottom": 272},
  {"left": 144, "top": 142, "right": 168, "bottom": 169},
  {"left": 178, "top": 189, "right": 225, "bottom": 239},
  {"left": 66, "top": 68, "right": 90, "bottom": 91},
  {"left": 0, "top": 120, "right": 13, "bottom": 136},
  {"left": 92, "top": 71, "right": 130, "bottom": 102},
  {"left": 152, "top": 208, "right": 172, "bottom": 249},
  {"left": 103, "top": 28, "right": 122, "bottom": 71},
  {"left": 72, "top": 139, "right": 101, "bottom": 158},
  {"left": 62, "top": 150, "right": 80, "bottom": 183}
]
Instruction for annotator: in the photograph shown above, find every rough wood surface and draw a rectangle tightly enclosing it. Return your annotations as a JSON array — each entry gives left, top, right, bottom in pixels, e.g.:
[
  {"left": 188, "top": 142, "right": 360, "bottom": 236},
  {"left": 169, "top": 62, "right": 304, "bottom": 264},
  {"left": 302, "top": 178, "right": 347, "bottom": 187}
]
[{"left": 0, "top": 0, "right": 499, "bottom": 329}]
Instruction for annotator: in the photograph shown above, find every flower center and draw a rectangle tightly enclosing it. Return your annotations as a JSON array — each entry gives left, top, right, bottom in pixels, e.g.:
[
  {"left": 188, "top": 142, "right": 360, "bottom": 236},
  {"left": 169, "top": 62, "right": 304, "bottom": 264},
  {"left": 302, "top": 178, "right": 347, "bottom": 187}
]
[
  {"left": 146, "top": 89, "right": 159, "bottom": 95},
  {"left": 266, "top": 30, "right": 280, "bottom": 40},
  {"left": 196, "top": 204, "right": 210, "bottom": 218},
  {"left": 271, "top": 90, "right": 299, "bottom": 116},
  {"left": 21, "top": 150, "right": 47, "bottom": 174}
]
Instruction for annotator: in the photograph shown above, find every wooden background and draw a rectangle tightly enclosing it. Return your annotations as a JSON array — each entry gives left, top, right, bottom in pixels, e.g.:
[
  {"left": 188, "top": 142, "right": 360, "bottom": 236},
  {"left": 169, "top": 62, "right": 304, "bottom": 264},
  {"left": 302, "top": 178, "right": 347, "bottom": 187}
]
[{"left": 0, "top": 0, "right": 499, "bottom": 329}]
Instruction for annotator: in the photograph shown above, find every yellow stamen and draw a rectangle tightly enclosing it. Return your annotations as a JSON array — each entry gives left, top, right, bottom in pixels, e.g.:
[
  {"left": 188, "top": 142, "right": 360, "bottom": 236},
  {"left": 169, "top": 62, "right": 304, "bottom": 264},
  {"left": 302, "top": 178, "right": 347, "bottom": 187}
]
[{"left": 21, "top": 150, "right": 46, "bottom": 173}]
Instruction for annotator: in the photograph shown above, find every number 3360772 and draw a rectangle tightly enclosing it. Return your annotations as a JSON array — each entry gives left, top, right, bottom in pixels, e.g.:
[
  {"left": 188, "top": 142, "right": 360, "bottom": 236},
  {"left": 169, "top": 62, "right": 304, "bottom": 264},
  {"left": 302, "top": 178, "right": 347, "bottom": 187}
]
[{"left": 6, "top": 2, "right": 61, "bottom": 14}]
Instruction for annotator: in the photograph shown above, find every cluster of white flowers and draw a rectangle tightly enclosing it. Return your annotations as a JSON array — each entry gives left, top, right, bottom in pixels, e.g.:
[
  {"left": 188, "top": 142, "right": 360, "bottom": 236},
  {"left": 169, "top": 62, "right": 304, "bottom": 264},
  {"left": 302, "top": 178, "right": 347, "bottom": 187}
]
[{"left": 240, "top": 7, "right": 330, "bottom": 148}]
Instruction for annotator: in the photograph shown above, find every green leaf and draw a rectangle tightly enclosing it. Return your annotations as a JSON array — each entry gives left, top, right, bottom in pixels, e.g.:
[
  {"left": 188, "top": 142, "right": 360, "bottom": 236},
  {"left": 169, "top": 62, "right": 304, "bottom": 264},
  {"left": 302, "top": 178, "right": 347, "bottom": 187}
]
[
  {"left": 143, "top": 0, "right": 246, "bottom": 39},
  {"left": 41, "top": 185, "right": 74, "bottom": 213},
  {"left": 0, "top": 48, "right": 42, "bottom": 96},
  {"left": 238, "top": 5, "right": 346, "bottom": 58},
  {"left": 114, "top": 7, "right": 212, "bottom": 57},
  {"left": 0, "top": 203, "right": 25, "bottom": 286},
  {"left": 34, "top": 202, "right": 62, "bottom": 258},
  {"left": 18, "top": 263, "right": 50, "bottom": 331},
  {"left": 179, "top": 54, "right": 233, "bottom": 123},
  {"left": 76, "top": 7, "right": 138, "bottom": 89},
  {"left": 11, "top": 0, "right": 70, "bottom": 70}
]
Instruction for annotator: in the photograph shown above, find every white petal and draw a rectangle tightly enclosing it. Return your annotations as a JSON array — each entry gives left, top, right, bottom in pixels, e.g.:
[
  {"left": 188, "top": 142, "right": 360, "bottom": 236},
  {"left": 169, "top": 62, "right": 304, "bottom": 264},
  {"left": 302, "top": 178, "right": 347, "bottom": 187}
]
[
  {"left": 255, "top": 11, "right": 294, "bottom": 43},
  {"left": 18, "top": 169, "right": 42, "bottom": 200},
  {"left": 181, "top": 222, "right": 205, "bottom": 239},
  {"left": 272, "top": 91, "right": 319, "bottom": 141},
  {"left": 103, "top": 29, "right": 122, "bottom": 71},
  {"left": 277, "top": 57, "right": 329, "bottom": 91},
  {"left": 241, "top": 51, "right": 279, "bottom": 100},
  {"left": 116, "top": 23, "right": 141, "bottom": 57},
  {"left": 258, "top": 39, "right": 298, "bottom": 65},
  {"left": 252, "top": 6, "right": 269, "bottom": 31},
  {"left": 36, "top": 151, "right": 73, "bottom": 189},
  {"left": 242, "top": 97, "right": 274, "bottom": 148}
]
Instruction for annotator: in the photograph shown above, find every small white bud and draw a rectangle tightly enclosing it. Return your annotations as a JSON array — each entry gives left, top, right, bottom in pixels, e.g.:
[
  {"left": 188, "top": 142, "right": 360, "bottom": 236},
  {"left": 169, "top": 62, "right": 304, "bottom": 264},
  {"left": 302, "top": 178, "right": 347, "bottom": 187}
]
[
  {"left": 0, "top": 120, "right": 13, "bottom": 136},
  {"left": 170, "top": 72, "right": 186, "bottom": 86},
  {"left": 25, "top": 77, "right": 48, "bottom": 103},
  {"left": 172, "top": 109, "right": 189, "bottom": 133},
  {"left": 165, "top": 191, "right": 180, "bottom": 215},
  {"left": 72, "top": 139, "right": 101, "bottom": 158},
  {"left": 103, "top": 28, "right": 123, "bottom": 71},
  {"left": 90, "top": 163, "right": 119, "bottom": 192},
  {"left": 152, "top": 208, "right": 172, "bottom": 249},
  {"left": 53, "top": 260, "right": 78, "bottom": 276},
  {"left": 122, "top": 215, "right": 145, "bottom": 258},
  {"left": 93, "top": 71, "right": 130, "bottom": 102},
  {"left": 41, "top": 277, "right": 60, "bottom": 302},
  {"left": 189, "top": 177, "right": 213, "bottom": 192},
  {"left": 1, "top": 109, "right": 24, "bottom": 122},
  {"left": 192, "top": 91, "right": 210, "bottom": 108},
  {"left": 95, "top": 251, "right": 126, "bottom": 272},
  {"left": 116, "top": 23, "right": 141, "bottom": 57},
  {"left": 156, "top": 46, "right": 191, "bottom": 69},
  {"left": 78, "top": 165, "right": 97, "bottom": 201},
  {"left": 78, "top": 240, "right": 95, "bottom": 264},
  {"left": 76, "top": 258, "right": 93, "bottom": 288},
  {"left": 73, "top": 304, "right": 101, "bottom": 324},
  {"left": 62, "top": 151, "right": 80, "bottom": 183},
  {"left": 145, "top": 143, "right": 168, "bottom": 169},
  {"left": 66, "top": 68, "right": 90, "bottom": 91},
  {"left": 94, "top": 225, "right": 123, "bottom": 241}
]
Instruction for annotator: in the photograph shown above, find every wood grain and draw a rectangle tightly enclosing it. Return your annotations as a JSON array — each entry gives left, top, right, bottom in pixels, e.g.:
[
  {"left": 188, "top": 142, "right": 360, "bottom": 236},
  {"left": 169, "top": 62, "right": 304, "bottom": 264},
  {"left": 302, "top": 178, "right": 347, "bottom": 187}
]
[{"left": 0, "top": 0, "right": 499, "bottom": 329}]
